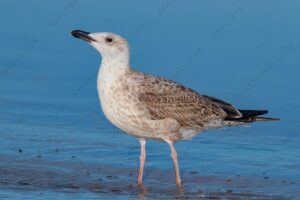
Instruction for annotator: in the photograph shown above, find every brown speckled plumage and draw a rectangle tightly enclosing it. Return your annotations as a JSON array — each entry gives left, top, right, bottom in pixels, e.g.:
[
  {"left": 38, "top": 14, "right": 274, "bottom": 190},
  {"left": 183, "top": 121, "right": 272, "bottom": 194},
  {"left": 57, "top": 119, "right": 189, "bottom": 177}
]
[
  {"left": 97, "top": 68, "right": 249, "bottom": 142},
  {"left": 134, "top": 72, "right": 229, "bottom": 127}
]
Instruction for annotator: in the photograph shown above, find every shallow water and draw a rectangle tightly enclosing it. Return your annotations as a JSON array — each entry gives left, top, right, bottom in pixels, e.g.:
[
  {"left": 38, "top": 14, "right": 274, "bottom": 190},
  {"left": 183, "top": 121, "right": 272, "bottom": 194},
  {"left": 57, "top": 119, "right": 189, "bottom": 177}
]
[{"left": 1, "top": 0, "right": 300, "bottom": 199}]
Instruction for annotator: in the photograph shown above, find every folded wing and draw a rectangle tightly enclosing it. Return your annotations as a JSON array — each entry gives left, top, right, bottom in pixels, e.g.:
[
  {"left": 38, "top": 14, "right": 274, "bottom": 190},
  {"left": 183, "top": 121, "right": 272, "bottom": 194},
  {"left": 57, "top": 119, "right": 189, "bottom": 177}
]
[{"left": 137, "top": 75, "right": 241, "bottom": 128}]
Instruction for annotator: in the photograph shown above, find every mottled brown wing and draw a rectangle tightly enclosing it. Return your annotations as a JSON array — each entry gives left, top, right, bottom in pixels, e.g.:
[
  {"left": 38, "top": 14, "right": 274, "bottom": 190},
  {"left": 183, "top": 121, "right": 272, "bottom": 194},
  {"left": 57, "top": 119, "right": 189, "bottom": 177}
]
[
  {"left": 202, "top": 95, "right": 242, "bottom": 119},
  {"left": 138, "top": 87, "right": 227, "bottom": 128}
]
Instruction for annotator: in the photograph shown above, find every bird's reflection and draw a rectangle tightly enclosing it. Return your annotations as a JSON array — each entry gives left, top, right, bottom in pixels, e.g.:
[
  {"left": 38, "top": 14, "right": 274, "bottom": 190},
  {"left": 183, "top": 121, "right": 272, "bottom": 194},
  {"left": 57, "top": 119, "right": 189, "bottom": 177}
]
[
  {"left": 137, "top": 183, "right": 186, "bottom": 200},
  {"left": 137, "top": 183, "right": 148, "bottom": 200}
]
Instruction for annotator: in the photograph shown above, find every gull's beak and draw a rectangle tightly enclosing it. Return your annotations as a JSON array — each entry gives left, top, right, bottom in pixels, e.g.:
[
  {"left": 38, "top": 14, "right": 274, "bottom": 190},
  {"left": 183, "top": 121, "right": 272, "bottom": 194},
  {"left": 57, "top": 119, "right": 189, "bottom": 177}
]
[{"left": 71, "top": 30, "right": 96, "bottom": 43}]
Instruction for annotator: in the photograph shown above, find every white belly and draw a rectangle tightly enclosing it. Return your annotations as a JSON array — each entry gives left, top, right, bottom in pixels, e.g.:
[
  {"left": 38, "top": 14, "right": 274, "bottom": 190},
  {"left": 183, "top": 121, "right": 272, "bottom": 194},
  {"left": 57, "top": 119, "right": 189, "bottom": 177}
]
[{"left": 97, "top": 68, "right": 152, "bottom": 138}]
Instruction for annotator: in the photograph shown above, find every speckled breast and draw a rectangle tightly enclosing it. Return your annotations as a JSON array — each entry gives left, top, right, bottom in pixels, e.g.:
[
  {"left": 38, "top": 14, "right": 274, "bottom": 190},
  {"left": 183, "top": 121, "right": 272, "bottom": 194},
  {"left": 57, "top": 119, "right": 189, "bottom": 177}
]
[{"left": 97, "top": 74, "right": 152, "bottom": 138}]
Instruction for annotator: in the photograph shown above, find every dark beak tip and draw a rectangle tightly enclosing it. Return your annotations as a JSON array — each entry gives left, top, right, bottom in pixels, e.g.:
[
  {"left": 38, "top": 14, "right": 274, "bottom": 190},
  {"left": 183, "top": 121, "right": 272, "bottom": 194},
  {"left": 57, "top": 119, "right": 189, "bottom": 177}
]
[
  {"left": 71, "top": 30, "right": 79, "bottom": 37},
  {"left": 71, "top": 29, "right": 91, "bottom": 37},
  {"left": 71, "top": 30, "right": 95, "bottom": 42}
]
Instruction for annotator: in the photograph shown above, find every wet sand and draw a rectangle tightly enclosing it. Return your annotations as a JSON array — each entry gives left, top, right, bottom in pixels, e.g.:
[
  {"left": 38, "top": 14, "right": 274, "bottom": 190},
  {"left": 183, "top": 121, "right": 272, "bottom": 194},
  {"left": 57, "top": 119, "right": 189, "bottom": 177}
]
[{"left": 0, "top": 153, "right": 297, "bottom": 199}]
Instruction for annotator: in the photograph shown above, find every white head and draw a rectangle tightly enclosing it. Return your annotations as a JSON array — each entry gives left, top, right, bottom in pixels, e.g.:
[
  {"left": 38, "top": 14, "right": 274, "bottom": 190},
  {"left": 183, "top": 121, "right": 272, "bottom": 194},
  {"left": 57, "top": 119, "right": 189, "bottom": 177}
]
[{"left": 71, "top": 30, "right": 130, "bottom": 66}]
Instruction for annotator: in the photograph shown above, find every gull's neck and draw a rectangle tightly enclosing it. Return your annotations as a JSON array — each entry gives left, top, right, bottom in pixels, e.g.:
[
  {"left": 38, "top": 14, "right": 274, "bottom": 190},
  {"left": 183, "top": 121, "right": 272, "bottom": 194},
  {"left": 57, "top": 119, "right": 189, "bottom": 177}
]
[
  {"left": 102, "top": 55, "right": 130, "bottom": 69},
  {"left": 98, "top": 54, "right": 131, "bottom": 85}
]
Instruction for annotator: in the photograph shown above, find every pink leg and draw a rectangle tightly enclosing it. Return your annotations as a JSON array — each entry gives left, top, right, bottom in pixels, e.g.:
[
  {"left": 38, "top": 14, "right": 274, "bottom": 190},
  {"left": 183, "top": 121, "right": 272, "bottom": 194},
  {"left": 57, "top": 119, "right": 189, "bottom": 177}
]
[
  {"left": 137, "top": 138, "right": 146, "bottom": 185},
  {"left": 168, "top": 141, "right": 182, "bottom": 185}
]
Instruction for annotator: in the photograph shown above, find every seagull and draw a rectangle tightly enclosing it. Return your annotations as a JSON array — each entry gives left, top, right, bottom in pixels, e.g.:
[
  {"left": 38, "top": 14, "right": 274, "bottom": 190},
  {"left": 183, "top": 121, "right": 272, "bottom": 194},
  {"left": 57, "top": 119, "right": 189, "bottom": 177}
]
[{"left": 71, "top": 30, "right": 279, "bottom": 186}]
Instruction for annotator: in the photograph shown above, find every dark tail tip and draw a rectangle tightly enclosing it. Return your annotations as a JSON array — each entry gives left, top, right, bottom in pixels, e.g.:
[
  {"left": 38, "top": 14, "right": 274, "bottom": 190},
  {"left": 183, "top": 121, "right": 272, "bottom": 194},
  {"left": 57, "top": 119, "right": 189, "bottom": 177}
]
[
  {"left": 238, "top": 109, "right": 268, "bottom": 118},
  {"left": 225, "top": 109, "right": 280, "bottom": 122}
]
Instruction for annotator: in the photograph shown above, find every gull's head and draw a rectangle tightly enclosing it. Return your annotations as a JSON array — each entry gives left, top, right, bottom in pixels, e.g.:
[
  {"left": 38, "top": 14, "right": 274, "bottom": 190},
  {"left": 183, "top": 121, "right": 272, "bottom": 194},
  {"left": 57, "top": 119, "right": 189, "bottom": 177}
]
[{"left": 71, "top": 30, "right": 129, "bottom": 63}]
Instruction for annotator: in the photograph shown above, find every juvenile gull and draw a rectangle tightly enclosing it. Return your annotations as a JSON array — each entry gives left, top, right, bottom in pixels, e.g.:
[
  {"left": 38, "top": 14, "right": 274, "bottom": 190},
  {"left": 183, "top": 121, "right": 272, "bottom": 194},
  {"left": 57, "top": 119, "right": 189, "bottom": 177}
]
[{"left": 71, "top": 30, "right": 279, "bottom": 186}]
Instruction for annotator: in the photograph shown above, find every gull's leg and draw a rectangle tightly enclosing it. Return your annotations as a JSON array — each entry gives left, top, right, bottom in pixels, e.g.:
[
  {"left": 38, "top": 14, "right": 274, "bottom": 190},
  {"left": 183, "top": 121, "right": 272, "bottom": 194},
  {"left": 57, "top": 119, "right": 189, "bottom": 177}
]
[
  {"left": 167, "top": 141, "right": 182, "bottom": 186},
  {"left": 137, "top": 138, "right": 146, "bottom": 185}
]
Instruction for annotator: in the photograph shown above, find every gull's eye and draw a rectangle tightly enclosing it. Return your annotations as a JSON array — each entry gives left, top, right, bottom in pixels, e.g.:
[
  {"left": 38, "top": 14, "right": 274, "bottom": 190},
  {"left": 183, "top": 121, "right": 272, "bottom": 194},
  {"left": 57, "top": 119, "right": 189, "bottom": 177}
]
[{"left": 105, "top": 37, "right": 113, "bottom": 43}]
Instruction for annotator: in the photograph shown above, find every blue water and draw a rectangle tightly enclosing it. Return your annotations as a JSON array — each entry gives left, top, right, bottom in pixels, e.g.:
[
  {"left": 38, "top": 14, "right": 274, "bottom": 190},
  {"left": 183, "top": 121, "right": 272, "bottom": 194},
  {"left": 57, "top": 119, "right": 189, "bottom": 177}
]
[{"left": 0, "top": 0, "right": 299, "bottom": 199}]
